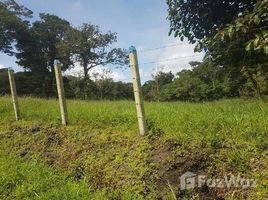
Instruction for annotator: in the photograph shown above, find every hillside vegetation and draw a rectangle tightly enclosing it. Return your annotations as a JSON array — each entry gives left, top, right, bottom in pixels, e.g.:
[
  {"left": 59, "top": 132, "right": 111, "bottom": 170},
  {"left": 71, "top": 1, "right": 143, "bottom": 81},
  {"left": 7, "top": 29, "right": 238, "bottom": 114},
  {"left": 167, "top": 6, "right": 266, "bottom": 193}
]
[{"left": 0, "top": 97, "right": 267, "bottom": 199}]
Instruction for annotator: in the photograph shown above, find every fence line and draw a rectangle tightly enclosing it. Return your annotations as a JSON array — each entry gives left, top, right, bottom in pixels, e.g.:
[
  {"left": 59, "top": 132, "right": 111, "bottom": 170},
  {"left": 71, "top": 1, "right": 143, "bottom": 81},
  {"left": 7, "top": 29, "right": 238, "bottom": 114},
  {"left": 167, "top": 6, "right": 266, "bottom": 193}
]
[
  {"left": 2, "top": 43, "right": 250, "bottom": 133},
  {"left": 138, "top": 42, "right": 189, "bottom": 53},
  {"left": 137, "top": 54, "right": 204, "bottom": 66}
]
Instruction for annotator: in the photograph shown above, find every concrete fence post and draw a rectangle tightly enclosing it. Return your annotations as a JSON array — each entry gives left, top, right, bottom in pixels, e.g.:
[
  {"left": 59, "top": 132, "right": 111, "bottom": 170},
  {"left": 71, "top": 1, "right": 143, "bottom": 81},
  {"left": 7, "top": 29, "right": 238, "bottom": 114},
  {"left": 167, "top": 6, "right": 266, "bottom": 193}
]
[
  {"left": 129, "top": 46, "right": 147, "bottom": 136},
  {"left": 54, "top": 60, "right": 68, "bottom": 125},
  {"left": 8, "top": 69, "right": 20, "bottom": 121}
]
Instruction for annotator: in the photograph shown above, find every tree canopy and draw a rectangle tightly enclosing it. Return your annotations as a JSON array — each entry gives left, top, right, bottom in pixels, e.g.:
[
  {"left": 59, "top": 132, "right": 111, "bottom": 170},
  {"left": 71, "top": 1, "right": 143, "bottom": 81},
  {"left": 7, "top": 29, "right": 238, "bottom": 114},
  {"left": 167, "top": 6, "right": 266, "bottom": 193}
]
[
  {"left": 167, "top": 0, "right": 268, "bottom": 99},
  {"left": 0, "top": 0, "right": 32, "bottom": 54},
  {"left": 63, "top": 23, "right": 128, "bottom": 79},
  {"left": 16, "top": 13, "right": 73, "bottom": 73},
  {"left": 167, "top": 0, "right": 256, "bottom": 43}
]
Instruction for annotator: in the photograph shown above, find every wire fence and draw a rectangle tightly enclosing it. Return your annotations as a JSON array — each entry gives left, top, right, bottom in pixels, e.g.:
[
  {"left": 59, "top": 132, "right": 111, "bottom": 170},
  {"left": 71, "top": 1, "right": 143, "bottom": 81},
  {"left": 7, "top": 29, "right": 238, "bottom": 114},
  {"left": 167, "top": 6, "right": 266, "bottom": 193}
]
[
  {"left": 138, "top": 42, "right": 190, "bottom": 53},
  {"left": 0, "top": 42, "right": 261, "bottom": 133}
]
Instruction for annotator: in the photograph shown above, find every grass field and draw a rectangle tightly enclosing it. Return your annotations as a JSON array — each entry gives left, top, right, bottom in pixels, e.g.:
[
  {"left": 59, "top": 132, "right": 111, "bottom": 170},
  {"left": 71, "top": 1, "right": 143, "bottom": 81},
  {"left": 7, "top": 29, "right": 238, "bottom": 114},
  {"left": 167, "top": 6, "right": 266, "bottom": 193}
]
[{"left": 0, "top": 96, "right": 267, "bottom": 199}]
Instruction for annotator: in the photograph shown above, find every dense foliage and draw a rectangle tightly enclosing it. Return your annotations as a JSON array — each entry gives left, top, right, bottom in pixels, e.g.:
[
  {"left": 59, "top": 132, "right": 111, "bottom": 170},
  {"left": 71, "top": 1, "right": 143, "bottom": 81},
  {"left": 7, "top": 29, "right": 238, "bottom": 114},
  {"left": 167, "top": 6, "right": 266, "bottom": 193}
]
[
  {"left": 205, "top": 0, "right": 268, "bottom": 92},
  {"left": 16, "top": 14, "right": 73, "bottom": 73},
  {"left": 166, "top": 0, "right": 268, "bottom": 101},
  {"left": 0, "top": 68, "right": 133, "bottom": 100},
  {"left": 142, "top": 61, "right": 244, "bottom": 102},
  {"left": 0, "top": 0, "right": 32, "bottom": 54},
  {"left": 167, "top": 0, "right": 256, "bottom": 43}
]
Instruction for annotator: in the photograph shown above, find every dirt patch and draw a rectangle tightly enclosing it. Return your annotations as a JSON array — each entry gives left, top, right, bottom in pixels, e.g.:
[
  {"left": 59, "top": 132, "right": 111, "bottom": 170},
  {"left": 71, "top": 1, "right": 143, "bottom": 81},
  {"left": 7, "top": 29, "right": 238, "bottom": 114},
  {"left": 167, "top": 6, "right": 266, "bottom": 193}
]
[
  {"left": 150, "top": 138, "right": 229, "bottom": 199},
  {"left": 27, "top": 126, "right": 41, "bottom": 133}
]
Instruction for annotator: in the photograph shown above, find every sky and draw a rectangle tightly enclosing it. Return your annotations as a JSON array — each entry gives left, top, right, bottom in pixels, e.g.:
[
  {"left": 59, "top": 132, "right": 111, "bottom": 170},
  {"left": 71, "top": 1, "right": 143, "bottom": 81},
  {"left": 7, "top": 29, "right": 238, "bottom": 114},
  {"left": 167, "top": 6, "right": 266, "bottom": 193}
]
[{"left": 0, "top": 0, "right": 203, "bottom": 82}]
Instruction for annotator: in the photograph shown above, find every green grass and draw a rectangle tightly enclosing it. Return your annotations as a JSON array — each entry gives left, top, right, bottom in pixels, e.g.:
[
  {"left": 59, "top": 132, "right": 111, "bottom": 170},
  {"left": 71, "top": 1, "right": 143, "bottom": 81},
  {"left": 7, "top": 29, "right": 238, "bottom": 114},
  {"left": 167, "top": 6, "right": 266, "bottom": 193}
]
[
  {"left": 1, "top": 96, "right": 268, "bottom": 135},
  {"left": 0, "top": 96, "right": 267, "bottom": 199},
  {"left": 0, "top": 153, "right": 92, "bottom": 200},
  {"left": 0, "top": 153, "right": 149, "bottom": 200},
  {"left": 1, "top": 96, "right": 268, "bottom": 150}
]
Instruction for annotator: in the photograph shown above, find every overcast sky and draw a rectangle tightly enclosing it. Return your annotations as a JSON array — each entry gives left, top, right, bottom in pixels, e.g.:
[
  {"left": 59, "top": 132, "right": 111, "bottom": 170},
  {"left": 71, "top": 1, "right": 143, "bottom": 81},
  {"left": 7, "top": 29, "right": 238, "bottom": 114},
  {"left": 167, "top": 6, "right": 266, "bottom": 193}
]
[{"left": 0, "top": 0, "right": 203, "bottom": 82}]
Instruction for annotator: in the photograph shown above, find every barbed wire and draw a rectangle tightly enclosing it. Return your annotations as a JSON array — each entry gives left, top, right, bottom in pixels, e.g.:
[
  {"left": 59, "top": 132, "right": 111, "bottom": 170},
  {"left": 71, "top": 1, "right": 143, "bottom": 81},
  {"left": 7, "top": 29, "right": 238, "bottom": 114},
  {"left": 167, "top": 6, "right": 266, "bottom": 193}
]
[
  {"left": 137, "top": 25, "right": 268, "bottom": 53},
  {"left": 138, "top": 42, "right": 190, "bottom": 53},
  {"left": 135, "top": 46, "right": 261, "bottom": 66},
  {"left": 137, "top": 54, "right": 204, "bottom": 66}
]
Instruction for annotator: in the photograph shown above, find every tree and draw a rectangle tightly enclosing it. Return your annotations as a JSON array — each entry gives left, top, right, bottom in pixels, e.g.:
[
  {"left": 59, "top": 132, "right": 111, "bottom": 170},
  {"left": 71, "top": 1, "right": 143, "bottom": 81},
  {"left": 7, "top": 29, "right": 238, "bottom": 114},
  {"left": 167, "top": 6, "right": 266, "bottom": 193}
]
[
  {"left": 16, "top": 13, "right": 73, "bottom": 73},
  {"left": 112, "top": 82, "right": 133, "bottom": 100},
  {"left": 65, "top": 23, "right": 128, "bottom": 80},
  {"left": 142, "top": 80, "right": 157, "bottom": 101},
  {"left": 67, "top": 75, "right": 97, "bottom": 99},
  {"left": 167, "top": 0, "right": 256, "bottom": 43},
  {"left": 142, "top": 71, "right": 174, "bottom": 101},
  {"left": 0, "top": 0, "right": 32, "bottom": 17},
  {"left": 66, "top": 71, "right": 133, "bottom": 100},
  {"left": 207, "top": 0, "right": 268, "bottom": 61},
  {"left": 154, "top": 71, "right": 174, "bottom": 86},
  {"left": 0, "top": 68, "right": 9, "bottom": 95},
  {"left": 167, "top": 0, "right": 268, "bottom": 97},
  {"left": 204, "top": 0, "right": 268, "bottom": 96},
  {"left": 15, "top": 13, "right": 74, "bottom": 97},
  {"left": 0, "top": 0, "right": 32, "bottom": 54},
  {"left": 153, "top": 71, "right": 174, "bottom": 101},
  {"left": 92, "top": 68, "right": 114, "bottom": 100},
  {"left": 157, "top": 61, "right": 237, "bottom": 102}
]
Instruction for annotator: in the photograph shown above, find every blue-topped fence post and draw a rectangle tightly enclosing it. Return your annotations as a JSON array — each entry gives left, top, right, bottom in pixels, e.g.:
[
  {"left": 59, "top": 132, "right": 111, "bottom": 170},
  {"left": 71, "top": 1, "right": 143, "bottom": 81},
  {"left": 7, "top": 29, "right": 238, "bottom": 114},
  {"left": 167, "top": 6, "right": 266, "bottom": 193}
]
[
  {"left": 129, "top": 46, "right": 147, "bottom": 136},
  {"left": 54, "top": 60, "right": 68, "bottom": 125}
]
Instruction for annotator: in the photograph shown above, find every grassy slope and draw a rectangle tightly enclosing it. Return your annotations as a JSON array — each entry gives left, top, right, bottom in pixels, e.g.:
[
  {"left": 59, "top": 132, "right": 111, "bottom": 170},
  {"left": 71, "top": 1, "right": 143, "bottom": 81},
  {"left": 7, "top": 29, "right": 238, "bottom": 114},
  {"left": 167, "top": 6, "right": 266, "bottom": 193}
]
[{"left": 0, "top": 97, "right": 267, "bottom": 199}]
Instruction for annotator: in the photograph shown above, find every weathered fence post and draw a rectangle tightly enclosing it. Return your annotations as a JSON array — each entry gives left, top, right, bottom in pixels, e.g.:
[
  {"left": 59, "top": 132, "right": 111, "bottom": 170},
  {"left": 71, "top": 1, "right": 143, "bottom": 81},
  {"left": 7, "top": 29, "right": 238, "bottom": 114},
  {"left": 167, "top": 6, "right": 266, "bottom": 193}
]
[
  {"left": 54, "top": 60, "right": 68, "bottom": 125},
  {"left": 8, "top": 68, "right": 20, "bottom": 121},
  {"left": 129, "top": 46, "right": 147, "bottom": 136}
]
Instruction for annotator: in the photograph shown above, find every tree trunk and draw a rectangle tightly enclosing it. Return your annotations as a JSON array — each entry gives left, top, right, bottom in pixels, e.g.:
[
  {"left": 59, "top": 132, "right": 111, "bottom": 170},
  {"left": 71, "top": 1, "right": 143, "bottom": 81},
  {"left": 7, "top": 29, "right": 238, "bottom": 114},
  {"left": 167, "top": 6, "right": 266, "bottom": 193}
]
[
  {"left": 83, "top": 61, "right": 89, "bottom": 100},
  {"left": 83, "top": 62, "right": 89, "bottom": 80}
]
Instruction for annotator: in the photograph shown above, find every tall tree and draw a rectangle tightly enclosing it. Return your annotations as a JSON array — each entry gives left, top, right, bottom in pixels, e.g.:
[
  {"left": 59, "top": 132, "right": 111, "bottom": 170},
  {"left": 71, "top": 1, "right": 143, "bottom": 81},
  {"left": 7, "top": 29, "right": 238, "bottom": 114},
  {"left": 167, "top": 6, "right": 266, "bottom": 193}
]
[
  {"left": 16, "top": 13, "right": 73, "bottom": 73},
  {"left": 15, "top": 13, "right": 73, "bottom": 97},
  {"left": 64, "top": 23, "right": 128, "bottom": 80},
  {"left": 0, "top": 0, "right": 32, "bottom": 54}
]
